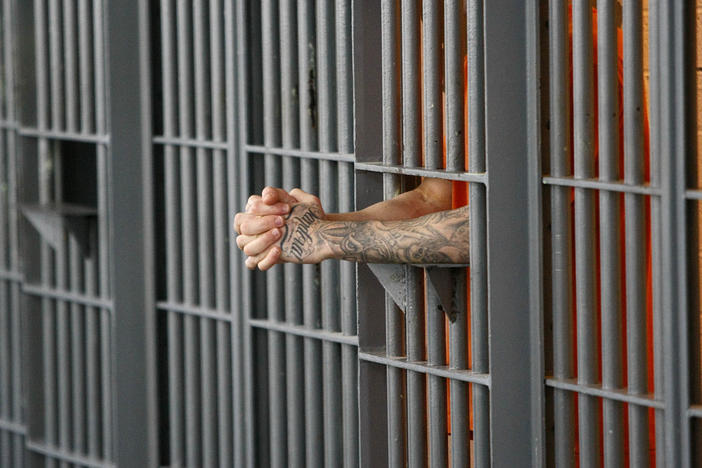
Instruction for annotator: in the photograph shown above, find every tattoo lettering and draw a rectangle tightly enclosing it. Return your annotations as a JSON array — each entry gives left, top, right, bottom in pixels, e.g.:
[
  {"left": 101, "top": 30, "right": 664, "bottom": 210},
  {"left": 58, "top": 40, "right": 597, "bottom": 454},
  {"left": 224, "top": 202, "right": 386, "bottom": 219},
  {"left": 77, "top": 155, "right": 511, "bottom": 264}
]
[{"left": 280, "top": 204, "right": 324, "bottom": 262}]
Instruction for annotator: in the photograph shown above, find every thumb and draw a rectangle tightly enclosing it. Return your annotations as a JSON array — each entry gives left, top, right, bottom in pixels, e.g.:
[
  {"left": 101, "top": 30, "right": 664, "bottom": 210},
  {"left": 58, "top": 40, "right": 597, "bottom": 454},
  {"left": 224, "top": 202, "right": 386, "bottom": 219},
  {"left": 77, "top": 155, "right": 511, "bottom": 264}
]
[
  {"left": 261, "top": 186, "right": 298, "bottom": 206},
  {"left": 289, "top": 188, "right": 322, "bottom": 207}
]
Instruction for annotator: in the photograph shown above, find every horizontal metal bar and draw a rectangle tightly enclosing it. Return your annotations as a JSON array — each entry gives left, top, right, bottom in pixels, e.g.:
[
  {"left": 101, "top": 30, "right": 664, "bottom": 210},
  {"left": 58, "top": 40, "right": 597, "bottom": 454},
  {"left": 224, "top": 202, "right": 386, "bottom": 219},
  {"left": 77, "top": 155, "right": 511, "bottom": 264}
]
[
  {"left": 22, "top": 283, "right": 113, "bottom": 310},
  {"left": 684, "top": 189, "right": 702, "bottom": 200},
  {"left": 153, "top": 135, "right": 229, "bottom": 150},
  {"left": 0, "top": 120, "right": 18, "bottom": 130},
  {"left": 0, "top": 269, "right": 22, "bottom": 282},
  {"left": 543, "top": 176, "right": 660, "bottom": 195},
  {"left": 688, "top": 405, "right": 702, "bottom": 419},
  {"left": 26, "top": 441, "right": 114, "bottom": 468},
  {"left": 359, "top": 351, "right": 491, "bottom": 386},
  {"left": 0, "top": 419, "right": 26, "bottom": 435},
  {"left": 244, "top": 144, "right": 355, "bottom": 163},
  {"left": 18, "top": 127, "right": 110, "bottom": 144},
  {"left": 157, "top": 301, "right": 232, "bottom": 322},
  {"left": 545, "top": 378, "right": 664, "bottom": 409},
  {"left": 356, "top": 161, "right": 488, "bottom": 183},
  {"left": 248, "top": 318, "right": 359, "bottom": 346}
]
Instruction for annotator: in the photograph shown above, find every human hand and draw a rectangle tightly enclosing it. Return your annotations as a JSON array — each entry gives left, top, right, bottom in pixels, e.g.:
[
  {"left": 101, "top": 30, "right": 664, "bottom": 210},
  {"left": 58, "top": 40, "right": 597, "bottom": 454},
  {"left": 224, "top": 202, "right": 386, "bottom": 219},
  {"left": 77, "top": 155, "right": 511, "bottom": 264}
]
[{"left": 234, "top": 187, "right": 326, "bottom": 270}]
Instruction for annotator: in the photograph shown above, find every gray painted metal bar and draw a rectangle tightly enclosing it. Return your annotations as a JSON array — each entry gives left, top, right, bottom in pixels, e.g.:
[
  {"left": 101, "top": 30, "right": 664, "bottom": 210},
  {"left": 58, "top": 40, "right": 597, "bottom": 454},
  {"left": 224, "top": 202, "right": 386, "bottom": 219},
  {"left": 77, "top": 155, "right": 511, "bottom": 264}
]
[
  {"left": 381, "top": 1, "right": 404, "bottom": 465},
  {"left": 297, "top": 0, "right": 323, "bottom": 465},
  {"left": 545, "top": 379, "right": 664, "bottom": 409},
  {"left": 193, "top": 1, "right": 217, "bottom": 465},
  {"left": 422, "top": 0, "right": 441, "bottom": 171},
  {"left": 597, "top": 1, "right": 624, "bottom": 467},
  {"left": 658, "top": 0, "right": 692, "bottom": 465},
  {"left": 316, "top": 1, "right": 343, "bottom": 465},
  {"left": 483, "top": 0, "right": 533, "bottom": 465},
  {"left": 335, "top": 1, "right": 358, "bottom": 464},
  {"left": 107, "top": 0, "right": 158, "bottom": 465},
  {"left": 547, "top": 0, "right": 576, "bottom": 458},
  {"left": 543, "top": 176, "right": 660, "bottom": 196},
  {"left": 262, "top": 1, "right": 287, "bottom": 466},
  {"left": 159, "top": 0, "right": 184, "bottom": 463},
  {"left": 467, "top": 0, "right": 489, "bottom": 465},
  {"left": 623, "top": 2, "right": 650, "bottom": 465},
  {"left": 573, "top": 1, "right": 600, "bottom": 465},
  {"left": 279, "top": 1, "right": 305, "bottom": 465},
  {"left": 400, "top": 3, "right": 427, "bottom": 466}
]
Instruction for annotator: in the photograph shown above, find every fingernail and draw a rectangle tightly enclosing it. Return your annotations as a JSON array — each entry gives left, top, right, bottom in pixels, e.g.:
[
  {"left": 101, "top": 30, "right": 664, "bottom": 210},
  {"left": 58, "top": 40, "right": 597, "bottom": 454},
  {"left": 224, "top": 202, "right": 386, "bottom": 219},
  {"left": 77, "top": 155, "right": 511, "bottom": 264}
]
[
  {"left": 271, "top": 228, "right": 280, "bottom": 238},
  {"left": 282, "top": 204, "right": 290, "bottom": 213},
  {"left": 275, "top": 216, "right": 283, "bottom": 227}
]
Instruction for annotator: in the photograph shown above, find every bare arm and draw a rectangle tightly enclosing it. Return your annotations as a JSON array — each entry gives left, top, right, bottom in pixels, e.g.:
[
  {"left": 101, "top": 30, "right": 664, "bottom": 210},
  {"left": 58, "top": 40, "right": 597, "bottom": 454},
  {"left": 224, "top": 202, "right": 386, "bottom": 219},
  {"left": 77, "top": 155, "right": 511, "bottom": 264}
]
[{"left": 274, "top": 202, "right": 469, "bottom": 264}]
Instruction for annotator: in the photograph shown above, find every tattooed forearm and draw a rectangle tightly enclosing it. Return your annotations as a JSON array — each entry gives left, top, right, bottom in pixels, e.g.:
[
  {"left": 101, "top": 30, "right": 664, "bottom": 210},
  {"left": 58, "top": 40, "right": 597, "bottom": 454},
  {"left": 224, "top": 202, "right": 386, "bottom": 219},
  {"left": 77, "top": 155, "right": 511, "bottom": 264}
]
[{"left": 278, "top": 203, "right": 470, "bottom": 264}]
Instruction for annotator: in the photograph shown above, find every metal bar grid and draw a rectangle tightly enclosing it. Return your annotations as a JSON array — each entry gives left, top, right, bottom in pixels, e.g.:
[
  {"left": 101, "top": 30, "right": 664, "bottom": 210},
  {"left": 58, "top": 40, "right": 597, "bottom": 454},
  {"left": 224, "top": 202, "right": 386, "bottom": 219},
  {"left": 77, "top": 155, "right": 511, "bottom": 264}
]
[
  {"left": 15, "top": 0, "right": 115, "bottom": 467},
  {"left": 538, "top": 1, "right": 686, "bottom": 466}
]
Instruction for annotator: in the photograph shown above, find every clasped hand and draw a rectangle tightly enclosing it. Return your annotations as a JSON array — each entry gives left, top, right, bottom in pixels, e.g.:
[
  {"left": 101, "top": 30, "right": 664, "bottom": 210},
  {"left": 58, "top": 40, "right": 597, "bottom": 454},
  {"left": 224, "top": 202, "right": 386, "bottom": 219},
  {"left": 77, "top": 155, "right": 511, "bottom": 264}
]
[{"left": 233, "top": 187, "right": 329, "bottom": 270}]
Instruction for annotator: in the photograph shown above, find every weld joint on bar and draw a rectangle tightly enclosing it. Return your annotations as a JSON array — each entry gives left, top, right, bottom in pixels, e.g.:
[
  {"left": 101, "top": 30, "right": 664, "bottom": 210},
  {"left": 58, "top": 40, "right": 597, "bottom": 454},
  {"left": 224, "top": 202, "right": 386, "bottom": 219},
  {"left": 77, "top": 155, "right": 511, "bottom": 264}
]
[
  {"left": 153, "top": 135, "right": 229, "bottom": 150},
  {"left": 543, "top": 175, "right": 660, "bottom": 196},
  {"left": 22, "top": 283, "right": 113, "bottom": 310},
  {"left": 355, "top": 161, "right": 487, "bottom": 184},
  {"left": 245, "top": 144, "right": 355, "bottom": 163},
  {"left": 157, "top": 301, "right": 232, "bottom": 322},
  {"left": 248, "top": 318, "right": 359, "bottom": 346},
  {"left": 359, "top": 351, "right": 491, "bottom": 387},
  {"left": 0, "top": 418, "right": 26, "bottom": 435},
  {"left": 18, "top": 127, "right": 110, "bottom": 145},
  {"left": 25, "top": 441, "right": 115, "bottom": 468},
  {"left": 545, "top": 378, "right": 664, "bottom": 409}
]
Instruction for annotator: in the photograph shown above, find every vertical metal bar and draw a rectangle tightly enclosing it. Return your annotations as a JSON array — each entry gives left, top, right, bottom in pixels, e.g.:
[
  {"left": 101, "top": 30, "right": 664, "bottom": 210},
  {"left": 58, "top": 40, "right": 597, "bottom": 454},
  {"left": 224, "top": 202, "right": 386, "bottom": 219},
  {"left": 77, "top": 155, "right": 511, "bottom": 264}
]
[
  {"left": 467, "top": 0, "right": 489, "bottom": 466},
  {"left": 78, "top": 0, "right": 93, "bottom": 135},
  {"left": 160, "top": 0, "right": 184, "bottom": 465},
  {"left": 444, "top": 4, "right": 469, "bottom": 464},
  {"left": 573, "top": 1, "right": 600, "bottom": 465},
  {"left": 316, "top": 1, "right": 343, "bottom": 465},
  {"left": 659, "top": 0, "right": 691, "bottom": 465},
  {"left": 400, "top": 3, "right": 427, "bottom": 467},
  {"left": 177, "top": 0, "right": 203, "bottom": 462},
  {"left": 548, "top": 0, "right": 575, "bottom": 465},
  {"left": 597, "top": 1, "right": 624, "bottom": 467},
  {"left": 298, "top": 0, "right": 323, "bottom": 465},
  {"left": 381, "top": 2, "right": 404, "bottom": 466},
  {"left": 34, "top": 0, "right": 57, "bottom": 465},
  {"left": 49, "top": 0, "right": 64, "bottom": 131},
  {"left": 62, "top": 0, "right": 78, "bottom": 133},
  {"left": 69, "top": 237, "right": 85, "bottom": 456},
  {"left": 336, "top": 0, "right": 357, "bottom": 463},
  {"left": 262, "top": 1, "right": 287, "bottom": 466},
  {"left": 210, "top": 0, "right": 232, "bottom": 465},
  {"left": 623, "top": 2, "right": 650, "bottom": 466},
  {"left": 648, "top": 1, "right": 665, "bottom": 466},
  {"left": 108, "top": 0, "right": 159, "bottom": 463},
  {"left": 0, "top": 102, "right": 10, "bottom": 468},
  {"left": 422, "top": 0, "right": 446, "bottom": 463},
  {"left": 93, "top": 0, "right": 113, "bottom": 458},
  {"left": 192, "top": 1, "right": 217, "bottom": 466},
  {"left": 422, "top": 0, "right": 441, "bottom": 171},
  {"left": 483, "top": 0, "right": 533, "bottom": 464},
  {"left": 279, "top": 1, "right": 304, "bottom": 466}
]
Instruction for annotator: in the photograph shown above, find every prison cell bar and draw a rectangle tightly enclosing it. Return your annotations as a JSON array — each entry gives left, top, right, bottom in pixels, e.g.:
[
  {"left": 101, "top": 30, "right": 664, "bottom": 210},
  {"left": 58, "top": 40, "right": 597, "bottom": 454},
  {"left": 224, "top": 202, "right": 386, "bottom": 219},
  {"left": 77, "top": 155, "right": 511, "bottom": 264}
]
[
  {"left": 335, "top": 1, "right": 359, "bottom": 465},
  {"left": 262, "top": 1, "right": 288, "bottom": 466},
  {"left": 315, "top": 1, "right": 345, "bottom": 465},
  {"left": 547, "top": 0, "right": 576, "bottom": 462},
  {"left": 422, "top": 0, "right": 448, "bottom": 463},
  {"left": 380, "top": 2, "right": 405, "bottom": 466},
  {"left": 297, "top": 0, "right": 324, "bottom": 465},
  {"left": 160, "top": 0, "right": 185, "bottom": 465},
  {"left": 596, "top": 1, "right": 625, "bottom": 466},
  {"left": 573, "top": 1, "right": 601, "bottom": 465},
  {"left": 623, "top": 1, "right": 651, "bottom": 465},
  {"left": 467, "top": 0, "right": 490, "bottom": 466},
  {"left": 445, "top": 0, "right": 471, "bottom": 466},
  {"left": 193, "top": 1, "right": 219, "bottom": 465},
  {"left": 279, "top": 0, "right": 306, "bottom": 465},
  {"left": 400, "top": 3, "right": 428, "bottom": 467},
  {"left": 0, "top": 18, "right": 10, "bottom": 461},
  {"left": 209, "top": 0, "right": 234, "bottom": 465}
]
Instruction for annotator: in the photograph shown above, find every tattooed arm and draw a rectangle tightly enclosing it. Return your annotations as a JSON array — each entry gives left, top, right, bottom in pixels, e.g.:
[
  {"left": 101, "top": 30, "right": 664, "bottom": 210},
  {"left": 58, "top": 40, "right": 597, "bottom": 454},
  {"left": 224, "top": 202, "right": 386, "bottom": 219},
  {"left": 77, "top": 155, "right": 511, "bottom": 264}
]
[{"left": 268, "top": 202, "right": 470, "bottom": 265}]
